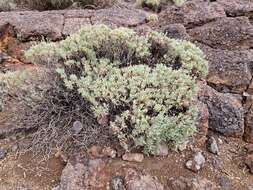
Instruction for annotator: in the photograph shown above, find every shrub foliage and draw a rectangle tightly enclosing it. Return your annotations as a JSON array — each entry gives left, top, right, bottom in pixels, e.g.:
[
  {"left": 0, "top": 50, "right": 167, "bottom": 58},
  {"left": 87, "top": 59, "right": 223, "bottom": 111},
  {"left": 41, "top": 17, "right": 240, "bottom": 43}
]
[{"left": 26, "top": 25, "right": 208, "bottom": 153}]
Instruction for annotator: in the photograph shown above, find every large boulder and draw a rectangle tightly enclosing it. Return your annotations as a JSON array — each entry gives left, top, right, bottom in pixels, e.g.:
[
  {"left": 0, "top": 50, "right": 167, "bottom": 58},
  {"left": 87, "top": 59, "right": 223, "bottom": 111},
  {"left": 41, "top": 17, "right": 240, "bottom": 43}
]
[
  {"left": 158, "top": 1, "right": 225, "bottom": 28},
  {"left": 189, "top": 17, "right": 253, "bottom": 50},
  {"left": 0, "top": 11, "right": 64, "bottom": 41},
  {"left": 216, "top": 0, "right": 253, "bottom": 17},
  {"left": 200, "top": 45, "right": 253, "bottom": 94},
  {"left": 198, "top": 83, "right": 244, "bottom": 137}
]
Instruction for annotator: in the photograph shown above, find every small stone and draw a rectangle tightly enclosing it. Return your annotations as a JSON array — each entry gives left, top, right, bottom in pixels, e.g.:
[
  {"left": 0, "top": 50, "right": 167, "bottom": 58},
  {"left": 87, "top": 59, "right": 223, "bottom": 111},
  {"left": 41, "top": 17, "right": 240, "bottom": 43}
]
[
  {"left": 72, "top": 121, "right": 83, "bottom": 135},
  {"left": 110, "top": 176, "right": 125, "bottom": 190},
  {"left": 154, "top": 143, "right": 169, "bottom": 156},
  {"left": 102, "top": 147, "right": 117, "bottom": 158},
  {"left": 122, "top": 153, "right": 144, "bottom": 163},
  {"left": 0, "top": 148, "right": 7, "bottom": 159},
  {"left": 88, "top": 145, "right": 103, "bottom": 158},
  {"left": 186, "top": 152, "right": 205, "bottom": 172},
  {"left": 207, "top": 137, "right": 219, "bottom": 155}
]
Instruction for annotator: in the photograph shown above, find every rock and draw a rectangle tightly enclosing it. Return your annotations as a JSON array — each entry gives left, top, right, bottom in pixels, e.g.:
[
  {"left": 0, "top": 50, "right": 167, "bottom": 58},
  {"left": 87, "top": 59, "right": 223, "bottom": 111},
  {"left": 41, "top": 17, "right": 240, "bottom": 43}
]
[
  {"left": 163, "top": 24, "right": 190, "bottom": 40},
  {"left": 207, "top": 137, "right": 219, "bottom": 155},
  {"left": 189, "top": 17, "right": 253, "bottom": 50},
  {"left": 198, "top": 83, "right": 244, "bottom": 137},
  {"left": 122, "top": 153, "right": 144, "bottom": 163},
  {"left": 102, "top": 147, "right": 117, "bottom": 158},
  {"left": 62, "top": 10, "right": 93, "bottom": 35},
  {"left": 91, "top": 7, "right": 148, "bottom": 27},
  {"left": 0, "top": 148, "right": 7, "bottom": 159},
  {"left": 245, "top": 155, "right": 253, "bottom": 174},
  {"left": 88, "top": 145, "right": 103, "bottom": 158},
  {"left": 110, "top": 176, "right": 126, "bottom": 190},
  {"left": 154, "top": 143, "right": 169, "bottom": 156},
  {"left": 158, "top": 1, "right": 225, "bottom": 28},
  {"left": 71, "top": 121, "right": 83, "bottom": 135},
  {"left": 170, "top": 176, "right": 217, "bottom": 190},
  {"left": 216, "top": 0, "right": 253, "bottom": 17},
  {"left": 124, "top": 168, "right": 164, "bottom": 190},
  {"left": 0, "top": 11, "right": 64, "bottom": 41},
  {"left": 57, "top": 158, "right": 109, "bottom": 190},
  {"left": 218, "top": 176, "right": 233, "bottom": 190},
  {"left": 194, "top": 101, "right": 209, "bottom": 148},
  {"left": 185, "top": 152, "right": 205, "bottom": 172},
  {"left": 200, "top": 45, "right": 253, "bottom": 94}
]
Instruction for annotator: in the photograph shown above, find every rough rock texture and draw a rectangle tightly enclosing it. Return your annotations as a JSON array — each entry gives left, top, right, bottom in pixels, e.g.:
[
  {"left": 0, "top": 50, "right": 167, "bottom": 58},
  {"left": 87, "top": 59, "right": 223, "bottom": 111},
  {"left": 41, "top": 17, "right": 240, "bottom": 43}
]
[
  {"left": 245, "top": 155, "right": 253, "bottom": 174},
  {"left": 216, "top": 0, "right": 253, "bottom": 17},
  {"left": 0, "top": 8, "right": 148, "bottom": 40},
  {"left": 158, "top": 1, "right": 225, "bottom": 28},
  {"left": 55, "top": 157, "right": 164, "bottom": 190},
  {"left": 162, "top": 24, "right": 190, "bottom": 40},
  {"left": 189, "top": 17, "right": 253, "bottom": 50},
  {"left": 199, "top": 83, "right": 244, "bottom": 137},
  {"left": 245, "top": 106, "right": 253, "bottom": 143},
  {"left": 194, "top": 101, "right": 209, "bottom": 147},
  {"left": 56, "top": 158, "right": 109, "bottom": 190},
  {"left": 170, "top": 176, "right": 217, "bottom": 190},
  {"left": 124, "top": 168, "right": 164, "bottom": 190},
  {"left": 0, "top": 12, "right": 64, "bottom": 41},
  {"left": 200, "top": 45, "right": 253, "bottom": 94},
  {"left": 185, "top": 152, "right": 206, "bottom": 172}
]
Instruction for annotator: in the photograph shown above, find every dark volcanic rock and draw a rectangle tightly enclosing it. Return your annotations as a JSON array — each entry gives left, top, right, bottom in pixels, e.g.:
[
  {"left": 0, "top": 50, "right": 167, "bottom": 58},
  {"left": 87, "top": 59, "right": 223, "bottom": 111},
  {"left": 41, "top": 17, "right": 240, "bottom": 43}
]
[
  {"left": 201, "top": 45, "right": 253, "bottom": 93},
  {"left": 158, "top": 1, "right": 225, "bottom": 28},
  {"left": 0, "top": 11, "right": 64, "bottom": 41},
  {"left": 189, "top": 17, "right": 253, "bottom": 50},
  {"left": 198, "top": 83, "right": 244, "bottom": 137},
  {"left": 91, "top": 7, "right": 148, "bottom": 27},
  {"left": 170, "top": 176, "right": 217, "bottom": 190},
  {"left": 216, "top": 0, "right": 253, "bottom": 17}
]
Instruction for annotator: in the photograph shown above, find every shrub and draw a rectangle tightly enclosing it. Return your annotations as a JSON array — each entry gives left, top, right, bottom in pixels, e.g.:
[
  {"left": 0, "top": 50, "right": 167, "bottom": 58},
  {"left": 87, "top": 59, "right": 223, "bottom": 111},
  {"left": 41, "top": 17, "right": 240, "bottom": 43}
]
[
  {"left": 137, "top": 0, "right": 186, "bottom": 12},
  {"left": 26, "top": 25, "right": 208, "bottom": 154},
  {"left": 14, "top": 0, "right": 115, "bottom": 10}
]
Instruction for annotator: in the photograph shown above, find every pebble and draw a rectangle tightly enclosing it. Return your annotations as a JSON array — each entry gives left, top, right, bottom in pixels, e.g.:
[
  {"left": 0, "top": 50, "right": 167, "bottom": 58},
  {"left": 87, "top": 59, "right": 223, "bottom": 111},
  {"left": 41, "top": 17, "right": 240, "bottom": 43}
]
[{"left": 122, "top": 153, "right": 144, "bottom": 163}]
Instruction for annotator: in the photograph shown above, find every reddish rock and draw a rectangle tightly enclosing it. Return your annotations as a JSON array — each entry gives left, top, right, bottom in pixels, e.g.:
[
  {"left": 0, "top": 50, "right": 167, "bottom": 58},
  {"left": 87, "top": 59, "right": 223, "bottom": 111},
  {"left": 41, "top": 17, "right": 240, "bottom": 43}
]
[
  {"left": 91, "top": 7, "right": 148, "bottom": 27},
  {"left": 198, "top": 83, "right": 244, "bottom": 137},
  {"left": 122, "top": 153, "right": 144, "bottom": 163},
  {"left": 0, "top": 11, "right": 64, "bottom": 41},
  {"left": 124, "top": 168, "right": 164, "bottom": 190},
  {"left": 194, "top": 101, "right": 209, "bottom": 147},
  {"left": 170, "top": 176, "right": 217, "bottom": 190},
  {"left": 57, "top": 158, "right": 109, "bottom": 190},
  {"left": 189, "top": 17, "right": 253, "bottom": 50},
  {"left": 63, "top": 17, "right": 90, "bottom": 36},
  {"left": 216, "top": 0, "right": 253, "bottom": 17},
  {"left": 158, "top": 1, "right": 225, "bottom": 28},
  {"left": 200, "top": 45, "right": 253, "bottom": 94}
]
